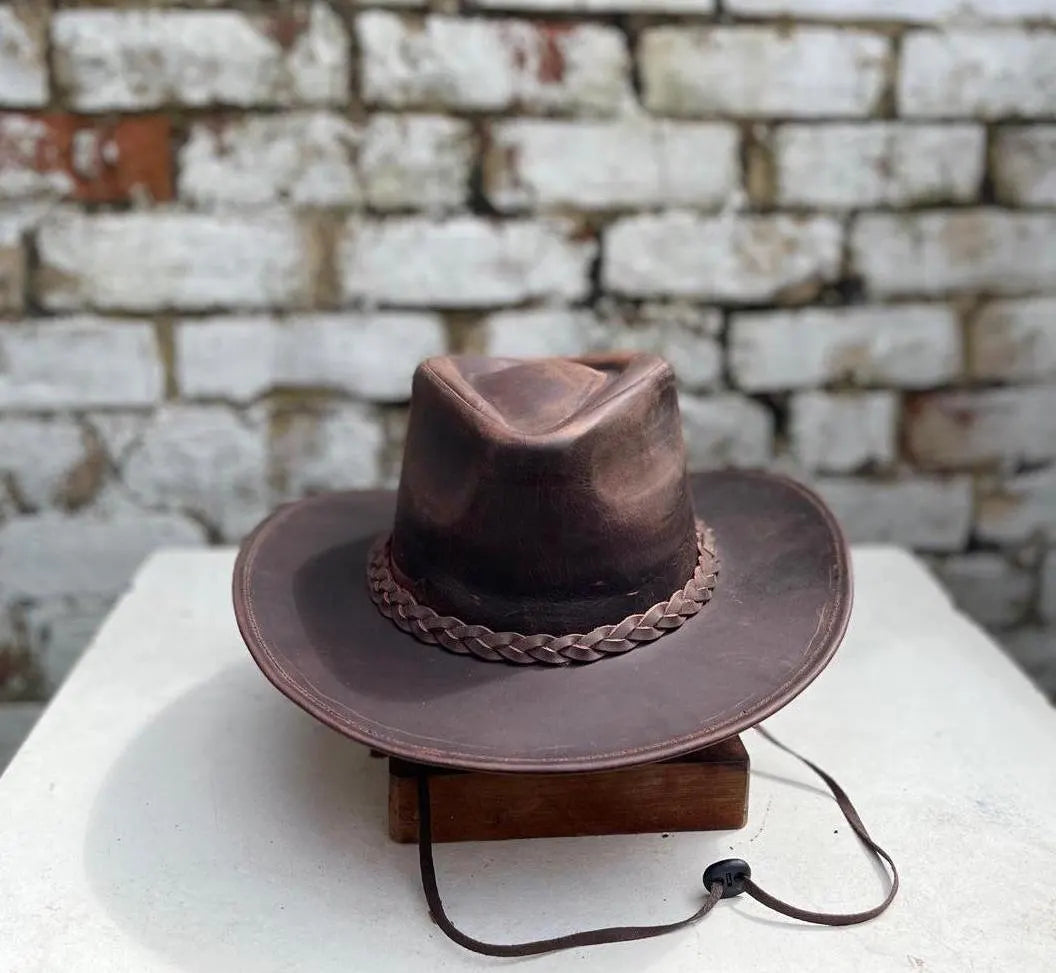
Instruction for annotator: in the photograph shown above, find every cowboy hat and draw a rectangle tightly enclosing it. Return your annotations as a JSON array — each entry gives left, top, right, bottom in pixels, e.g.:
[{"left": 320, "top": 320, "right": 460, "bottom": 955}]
[{"left": 233, "top": 353, "right": 851, "bottom": 774}]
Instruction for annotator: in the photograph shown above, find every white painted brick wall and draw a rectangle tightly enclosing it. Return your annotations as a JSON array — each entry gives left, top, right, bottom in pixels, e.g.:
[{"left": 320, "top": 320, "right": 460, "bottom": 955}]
[
  {"left": 0, "top": 599, "right": 14, "bottom": 646},
  {"left": 483, "top": 308, "right": 602, "bottom": 358},
  {"left": 2, "top": 0, "right": 1056, "bottom": 709},
  {"left": 906, "top": 387, "right": 1056, "bottom": 468},
  {"left": 339, "top": 217, "right": 596, "bottom": 306},
  {"left": 0, "top": 116, "right": 75, "bottom": 200},
  {"left": 0, "top": 6, "right": 47, "bottom": 108},
  {"left": 179, "top": 113, "right": 363, "bottom": 208},
  {"left": 37, "top": 210, "right": 316, "bottom": 311},
  {"left": 179, "top": 113, "right": 475, "bottom": 211},
  {"left": 0, "top": 319, "right": 163, "bottom": 409},
  {"left": 0, "top": 242, "right": 22, "bottom": 312},
  {"left": 121, "top": 405, "right": 268, "bottom": 541},
  {"left": 851, "top": 211, "right": 1056, "bottom": 297},
  {"left": 729, "top": 306, "right": 961, "bottom": 391},
  {"left": 271, "top": 403, "right": 385, "bottom": 498},
  {"left": 1003, "top": 628, "right": 1056, "bottom": 695},
  {"left": 0, "top": 511, "right": 206, "bottom": 601},
  {"left": 679, "top": 394, "right": 775, "bottom": 468},
  {"left": 933, "top": 554, "right": 1035, "bottom": 629},
  {"left": 977, "top": 467, "right": 1056, "bottom": 544},
  {"left": 357, "top": 13, "right": 631, "bottom": 115},
  {"left": 485, "top": 119, "right": 739, "bottom": 210},
  {"left": 360, "top": 115, "right": 476, "bottom": 212},
  {"left": 969, "top": 298, "right": 1056, "bottom": 382},
  {"left": 641, "top": 27, "right": 890, "bottom": 117},
  {"left": 728, "top": 0, "right": 1056, "bottom": 17},
  {"left": 0, "top": 703, "right": 43, "bottom": 770},
  {"left": 0, "top": 418, "right": 89, "bottom": 512},
  {"left": 813, "top": 477, "right": 973, "bottom": 551},
  {"left": 774, "top": 124, "right": 984, "bottom": 208},
  {"left": 471, "top": 0, "right": 716, "bottom": 10},
  {"left": 482, "top": 305, "right": 724, "bottom": 389},
  {"left": 177, "top": 313, "right": 446, "bottom": 403},
  {"left": 609, "top": 305, "right": 724, "bottom": 391},
  {"left": 0, "top": 207, "right": 43, "bottom": 246},
  {"left": 86, "top": 415, "right": 147, "bottom": 468},
  {"left": 992, "top": 127, "right": 1056, "bottom": 206},
  {"left": 790, "top": 391, "right": 898, "bottom": 473},
  {"left": 52, "top": 3, "right": 349, "bottom": 110},
  {"left": 604, "top": 213, "right": 842, "bottom": 300},
  {"left": 24, "top": 595, "right": 112, "bottom": 690},
  {"left": 1042, "top": 551, "right": 1056, "bottom": 624},
  {"left": 900, "top": 30, "right": 1056, "bottom": 119}
]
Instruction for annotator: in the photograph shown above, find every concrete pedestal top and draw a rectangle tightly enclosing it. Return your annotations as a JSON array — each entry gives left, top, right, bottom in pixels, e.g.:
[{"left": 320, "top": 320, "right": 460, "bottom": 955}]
[{"left": 1, "top": 546, "right": 1054, "bottom": 972}]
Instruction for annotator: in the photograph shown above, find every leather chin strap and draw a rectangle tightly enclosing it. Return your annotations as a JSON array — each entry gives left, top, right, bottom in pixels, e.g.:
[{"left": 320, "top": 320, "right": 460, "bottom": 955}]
[{"left": 416, "top": 726, "right": 900, "bottom": 957}]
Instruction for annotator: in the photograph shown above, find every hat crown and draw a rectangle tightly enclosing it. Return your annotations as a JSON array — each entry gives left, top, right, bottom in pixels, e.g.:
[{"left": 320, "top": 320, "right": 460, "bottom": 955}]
[
  {"left": 390, "top": 353, "right": 698, "bottom": 634},
  {"left": 458, "top": 357, "right": 611, "bottom": 435}
]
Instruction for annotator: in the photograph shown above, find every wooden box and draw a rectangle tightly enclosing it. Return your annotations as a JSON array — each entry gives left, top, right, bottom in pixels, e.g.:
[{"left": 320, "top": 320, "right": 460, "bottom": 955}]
[{"left": 388, "top": 736, "right": 749, "bottom": 843}]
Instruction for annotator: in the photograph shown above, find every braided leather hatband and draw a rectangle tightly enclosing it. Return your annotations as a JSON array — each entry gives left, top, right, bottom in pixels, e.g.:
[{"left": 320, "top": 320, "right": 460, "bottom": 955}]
[{"left": 366, "top": 523, "right": 719, "bottom": 665}]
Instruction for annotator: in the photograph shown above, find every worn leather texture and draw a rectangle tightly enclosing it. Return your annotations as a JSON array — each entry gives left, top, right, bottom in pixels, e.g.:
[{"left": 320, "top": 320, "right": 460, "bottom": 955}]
[
  {"left": 367, "top": 523, "right": 718, "bottom": 664},
  {"left": 233, "top": 469, "right": 852, "bottom": 773},
  {"left": 390, "top": 354, "right": 699, "bottom": 634}
]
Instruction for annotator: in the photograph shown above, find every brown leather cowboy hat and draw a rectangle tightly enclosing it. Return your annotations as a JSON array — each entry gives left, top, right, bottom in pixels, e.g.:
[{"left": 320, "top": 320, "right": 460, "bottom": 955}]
[{"left": 233, "top": 353, "right": 851, "bottom": 774}]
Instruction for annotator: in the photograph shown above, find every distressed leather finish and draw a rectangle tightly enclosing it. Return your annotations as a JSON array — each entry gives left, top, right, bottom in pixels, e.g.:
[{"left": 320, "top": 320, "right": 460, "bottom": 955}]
[
  {"left": 233, "top": 468, "right": 852, "bottom": 774},
  {"left": 390, "top": 354, "right": 698, "bottom": 634},
  {"left": 368, "top": 523, "right": 718, "bottom": 664}
]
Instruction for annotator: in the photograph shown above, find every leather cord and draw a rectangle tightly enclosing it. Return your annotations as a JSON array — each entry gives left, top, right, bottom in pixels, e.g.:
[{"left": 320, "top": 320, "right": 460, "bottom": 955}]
[
  {"left": 742, "top": 725, "right": 899, "bottom": 926},
  {"left": 369, "top": 524, "right": 719, "bottom": 666},
  {"left": 416, "top": 726, "right": 899, "bottom": 957}
]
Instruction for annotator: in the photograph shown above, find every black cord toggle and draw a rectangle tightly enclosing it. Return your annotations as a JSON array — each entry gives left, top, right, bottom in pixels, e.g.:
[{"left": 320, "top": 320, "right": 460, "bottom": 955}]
[
  {"left": 703, "top": 859, "right": 751, "bottom": 899},
  {"left": 415, "top": 726, "right": 900, "bottom": 956}
]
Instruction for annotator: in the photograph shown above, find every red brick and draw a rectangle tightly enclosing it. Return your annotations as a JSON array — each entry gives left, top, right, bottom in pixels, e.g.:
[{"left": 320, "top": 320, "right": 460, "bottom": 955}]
[{"left": 0, "top": 113, "right": 172, "bottom": 203}]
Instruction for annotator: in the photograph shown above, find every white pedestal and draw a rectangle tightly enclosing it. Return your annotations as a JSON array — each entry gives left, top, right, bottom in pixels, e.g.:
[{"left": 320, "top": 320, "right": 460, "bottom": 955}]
[{"left": 1, "top": 546, "right": 1054, "bottom": 972}]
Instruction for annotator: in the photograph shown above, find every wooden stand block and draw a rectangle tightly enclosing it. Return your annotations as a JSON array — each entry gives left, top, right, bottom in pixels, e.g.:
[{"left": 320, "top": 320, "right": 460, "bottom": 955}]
[{"left": 388, "top": 736, "right": 749, "bottom": 843}]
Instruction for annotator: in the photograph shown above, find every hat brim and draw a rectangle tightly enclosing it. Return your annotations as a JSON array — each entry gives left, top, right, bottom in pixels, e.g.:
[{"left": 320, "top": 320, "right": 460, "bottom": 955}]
[{"left": 233, "top": 471, "right": 851, "bottom": 774}]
